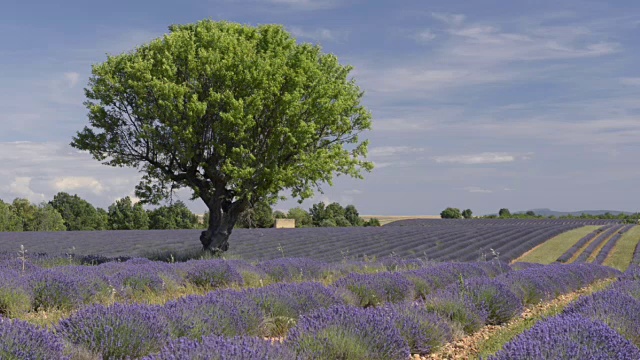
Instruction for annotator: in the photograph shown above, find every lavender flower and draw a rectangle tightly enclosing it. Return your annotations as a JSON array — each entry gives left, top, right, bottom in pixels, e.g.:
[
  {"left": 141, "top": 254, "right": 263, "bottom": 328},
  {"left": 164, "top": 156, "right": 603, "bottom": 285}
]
[
  {"left": 286, "top": 305, "right": 410, "bottom": 360},
  {"left": 332, "top": 272, "right": 415, "bottom": 307},
  {"left": 373, "top": 302, "right": 454, "bottom": 355},
  {"left": 163, "top": 289, "right": 264, "bottom": 340},
  {"left": 143, "top": 335, "right": 297, "bottom": 360},
  {"left": 0, "top": 317, "right": 68, "bottom": 360},
  {"left": 563, "top": 289, "right": 640, "bottom": 346},
  {"left": 257, "top": 258, "right": 329, "bottom": 282},
  {"left": 490, "top": 314, "right": 640, "bottom": 360},
  {"left": 57, "top": 303, "right": 170, "bottom": 359}
]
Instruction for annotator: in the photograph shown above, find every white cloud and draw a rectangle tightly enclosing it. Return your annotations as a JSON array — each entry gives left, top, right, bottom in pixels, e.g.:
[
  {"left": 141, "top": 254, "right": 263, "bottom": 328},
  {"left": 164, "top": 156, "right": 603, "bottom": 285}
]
[
  {"left": 620, "top": 77, "right": 640, "bottom": 86},
  {"left": 369, "top": 146, "right": 425, "bottom": 157},
  {"left": 64, "top": 72, "right": 80, "bottom": 88},
  {"left": 415, "top": 29, "right": 436, "bottom": 42},
  {"left": 432, "top": 152, "right": 518, "bottom": 165},
  {"left": 53, "top": 176, "right": 105, "bottom": 194},
  {"left": 289, "top": 26, "right": 345, "bottom": 42},
  {"left": 343, "top": 189, "right": 363, "bottom": 195},
  {"left": 0, "top": 142, "right": 142, "bottom": 208},
  {"left": 431, "top": 13, "right": 466, "bottom": 27},
  {"left": 463, "top": 186, "right": 493, "bottom": 193},
  {"left": 2, "top": 177, "right": 46, "bottom": 203},
  {"left": 264, "top": 0, "right": 340, "bottom": 10}
]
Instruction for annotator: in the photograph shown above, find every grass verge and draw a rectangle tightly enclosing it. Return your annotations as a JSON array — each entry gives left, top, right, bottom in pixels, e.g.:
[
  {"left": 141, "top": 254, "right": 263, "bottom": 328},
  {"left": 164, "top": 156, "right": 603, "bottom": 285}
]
[
  {"left": 512, "top": 226, "right": 601, "bottom": 264},
  {"left": 603, "top": 225, "right": 640, "bottom": 271}
]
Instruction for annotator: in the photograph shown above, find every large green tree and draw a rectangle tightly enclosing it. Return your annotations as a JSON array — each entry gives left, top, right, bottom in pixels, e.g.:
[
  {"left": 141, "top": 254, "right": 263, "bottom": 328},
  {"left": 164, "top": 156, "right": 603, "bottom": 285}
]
[
  {"left": 107, "top": 197, "right": 149, "bottom": 230},
  {"left": 50, "top": 192, "right": 107, "bottom": 230},
  {"left": 0, "top": 200, "right": 23, "bottom": 232},
  {"left": 71, "top": 20, "right": 372, "bottom": 252},
  {"left": 31, "top": 203, "right": 67, "bottom": 231},
  {"left": 440, "top": 207, "right": 462, "bottom": 219},
  {"left": 287, "top": 207, "right": 313, "bottom": 228},
  {"left": 148, "top": 201, "right": 200, "bottom": 229}
]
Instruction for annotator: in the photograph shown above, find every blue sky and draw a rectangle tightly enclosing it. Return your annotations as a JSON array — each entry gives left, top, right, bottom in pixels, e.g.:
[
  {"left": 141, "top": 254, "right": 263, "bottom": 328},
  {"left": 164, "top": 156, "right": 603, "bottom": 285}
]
[{"left": 1, "top": 0, "right": 639, "bottom": 215}]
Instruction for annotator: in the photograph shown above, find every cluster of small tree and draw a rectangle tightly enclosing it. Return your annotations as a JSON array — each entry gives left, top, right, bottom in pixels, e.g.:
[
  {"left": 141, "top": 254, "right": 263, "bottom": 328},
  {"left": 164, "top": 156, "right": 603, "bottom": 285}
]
[
  {"left": 480, "top": 209, "right": 640, "bottom": 223},
  {"left": 440, "top": 207, "right": 473, "bottom": 219},
  {"left": 0, "top": 192, "right": 202, "bottom": 232},
  {"left": 219, "top": 201, "right": 379, "bottom": 229}
]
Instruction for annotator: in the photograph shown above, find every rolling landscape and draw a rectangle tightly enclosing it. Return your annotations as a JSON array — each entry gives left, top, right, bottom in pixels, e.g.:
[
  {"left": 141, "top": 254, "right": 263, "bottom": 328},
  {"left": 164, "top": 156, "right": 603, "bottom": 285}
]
[{"left": 2, "top": 0, "right": 640, "bottom": 359}]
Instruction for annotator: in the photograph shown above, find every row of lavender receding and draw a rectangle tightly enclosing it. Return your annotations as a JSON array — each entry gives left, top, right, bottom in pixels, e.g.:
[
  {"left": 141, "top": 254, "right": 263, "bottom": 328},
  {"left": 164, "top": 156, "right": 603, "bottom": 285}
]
[
  {"left": 572, "top": 224, "right": 628, "bottom": 263},
  {"left": 0, "top": 255, "right": 620, "bottom": 359},
  {"left": 0, "top": 219, "right": 622, "bottom": 262},
  {"left": 490, "top": 265, "right": 640, "bottom": 359}
]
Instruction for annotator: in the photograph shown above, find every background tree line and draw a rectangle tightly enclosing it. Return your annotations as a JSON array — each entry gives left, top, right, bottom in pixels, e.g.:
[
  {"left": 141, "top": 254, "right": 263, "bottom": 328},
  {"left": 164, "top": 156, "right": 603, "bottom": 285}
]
[
  {"left": 441, "top": 206, "right": 640, "bottom": 223},
  {"left": 0, "top": 192, "right": 379, "bottom": 232}
]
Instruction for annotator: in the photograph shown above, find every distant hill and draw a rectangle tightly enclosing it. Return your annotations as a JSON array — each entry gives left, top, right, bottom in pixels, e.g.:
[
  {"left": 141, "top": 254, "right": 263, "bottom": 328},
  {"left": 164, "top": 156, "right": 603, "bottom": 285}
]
[{"left": 519, "top": 208, "right": 636, "bottom": 217}]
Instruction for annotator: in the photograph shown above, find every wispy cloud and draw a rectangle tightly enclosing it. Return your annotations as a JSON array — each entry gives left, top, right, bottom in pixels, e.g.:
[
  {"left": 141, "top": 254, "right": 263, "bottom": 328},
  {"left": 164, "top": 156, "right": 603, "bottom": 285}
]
[
  {"left": 414, "top": 29, "right": 436, "bottom": 42},
  {"left": 263, "top": 0, "right": 341, "bottom": 10},
  {"left": 369, "top": 146, "right": 425, "bottom": 157},
  {"left": 289, "top": 26, "right": 346, "bottom": 42},
  {"left": 463, "top": 186, "right": 493, "bottom": 193},
  {"left": 432, "top": 152, "right": 522, "bottom": 165}
]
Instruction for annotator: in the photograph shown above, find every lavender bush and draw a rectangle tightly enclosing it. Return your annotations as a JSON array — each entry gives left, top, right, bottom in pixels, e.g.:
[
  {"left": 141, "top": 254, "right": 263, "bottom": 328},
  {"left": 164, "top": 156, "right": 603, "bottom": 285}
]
[
  {"left": 332, "top": 272, "right": 415, "bottom": 307},
  {"left": 286, "top": 305, "right": 410, "bottom": 360},
  {"left": 257, "top": 258, "right": 329, "bottom": 282},
  {"left": 0, "top": 270, "right": 31, "bottom": 317},
  {"left": 402, "top": 262, "right": 491, "bottom": 299},
  {"left": 489, "top": 314, "right": 640, "bottom": 360},
  {"left": 373, "top": 302, "right": 454, "bottom": 355},
  {"left": 0, "top": 317, "right": 68, "bottom": 360},
  {"left": 423, "top": 287, "right": 488, "bottom": 334},
  {"left": 144, "top": 335, "right": 297, "bottom": 360},
  {"left": 563, "top": 289, "right": 640, "bottom": 346},
  {"left": 246, "top": 282, "right": 351, "bottom": 336},
  {"left": 163, "top": 289, "right": 264, "bottom": 340},
  {"left": 57, "top": 303, "right": 170, "bottom": 359},
  {"left": 450, "top": 277, "right": 522, "bottom": 325},
  {"left": 178, "top": 259, "right": 244, "bottom": 289}
]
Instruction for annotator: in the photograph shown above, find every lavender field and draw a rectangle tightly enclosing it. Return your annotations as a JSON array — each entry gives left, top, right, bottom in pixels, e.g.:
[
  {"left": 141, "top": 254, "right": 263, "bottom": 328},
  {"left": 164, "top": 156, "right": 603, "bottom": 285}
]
[
  {"left": 1, "top": 219, "right": 640, "bottom": 359},
  {"left": 0, "top": 219, "right": 620, "bottom": 262},
  {"left": 0, "top": 251, "right": 639, "bottom": 359}
]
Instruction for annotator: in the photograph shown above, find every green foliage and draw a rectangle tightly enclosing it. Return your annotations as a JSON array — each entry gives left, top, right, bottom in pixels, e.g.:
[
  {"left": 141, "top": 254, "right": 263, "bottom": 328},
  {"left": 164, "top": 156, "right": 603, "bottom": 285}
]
[
  {"left": 50, "top": 192, "right": 107, "bottom": 230},
  {"left": 0, "top": 200, "right": 24, "bottom": 232},
  {"left": 309, "top": 202, "right": 366, "bottom": 227},
  {"left": 462, "top": 209, "right": 473, "bottom": 219},
  {"left": 108, "top": 197, "right": 149, "bottom": 230},
  {"left": 31, "top": 203, "right": 66, "bottom": 231},
  {"left": 148, "top": 201, "right": 199, "bottom": 229},
  {"left": 10, "top": 198, "right": 37, "bottom": 231},
  {"left": 499, "top": 208, "right": 511, "bottom": 217},
  {"left": 364, "top": 218, "right": 381, "bottom": 227},
  {"left": 70, "top": 19, "right": 372, "bottom": 244},
  {"left": 287, "top": 207, "right": 313, "bottom": 228},
  {"left": 236, "top": 201, "right": 275, "bottom": 228},
  {"left": 273, "top": 210, "right": 287, "bottom": 219},
  {"left": 440, "top": 207, "right": 462, "bottom": 219},
  {"left": 344, "top": 204, "right": 364, "bottom": 226}
]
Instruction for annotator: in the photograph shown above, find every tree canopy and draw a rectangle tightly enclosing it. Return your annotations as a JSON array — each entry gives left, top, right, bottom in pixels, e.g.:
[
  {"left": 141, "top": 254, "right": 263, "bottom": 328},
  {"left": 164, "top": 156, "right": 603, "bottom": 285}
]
[
  {"left": 71, "top": 19, "right": 372, "bottom": 252},
  {"left": 440, "top": 207, "right": 462, "bottom": 219},
  {"left": 462, "top": 209, "right": 473, "bottom": 219},
  {"left": 50, "top": 192, "right": 108, "bottom": 230},
  {"left": 107, "top": 197, "right": 149, "bottom": 230}
]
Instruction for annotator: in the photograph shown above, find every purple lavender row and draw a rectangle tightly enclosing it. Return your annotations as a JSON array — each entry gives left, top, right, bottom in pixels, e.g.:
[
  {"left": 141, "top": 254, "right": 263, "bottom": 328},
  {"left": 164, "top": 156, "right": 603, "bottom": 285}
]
[
  {"left": 0, "top": 262, "right": 620, "bottom": 359},
  {"left": 556, "top": 226, "right": 608, "bottom": 263},
  {"left": 593, "top": 225, "right": 635, "bottom": 265},
  {"left": 491, "top": 271, "right": 640, "bottom": 359},
  {"left": 574, "top": 224, "right": 626, "bottom": 263},
  {"left": 556, "top": 225, "right": 614, "bottom": 263}
]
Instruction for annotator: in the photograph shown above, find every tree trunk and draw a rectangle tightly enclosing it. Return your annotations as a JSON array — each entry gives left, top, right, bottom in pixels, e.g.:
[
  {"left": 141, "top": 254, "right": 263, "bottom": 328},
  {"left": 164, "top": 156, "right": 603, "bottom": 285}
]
[{"left": 200, "top": 199, "right": 247, "bottom": 253}]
